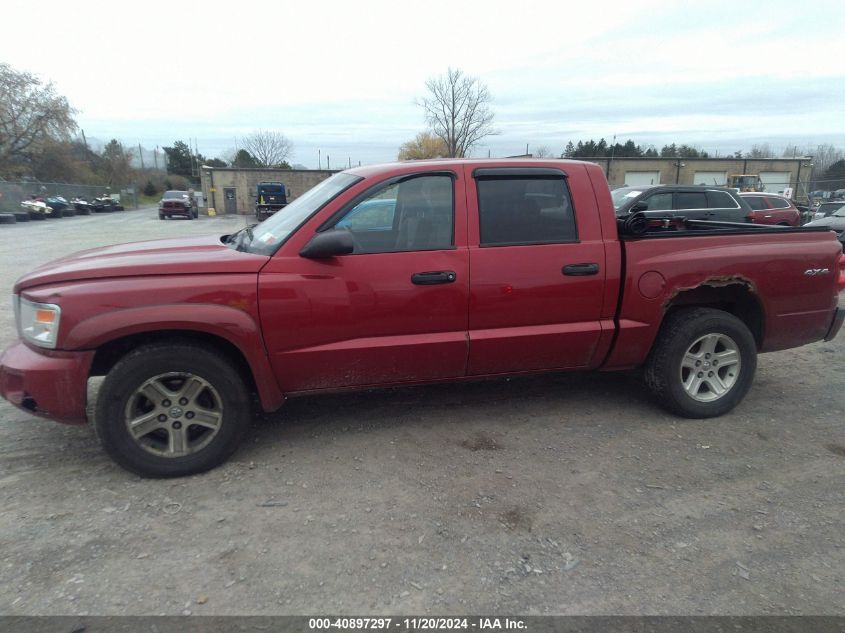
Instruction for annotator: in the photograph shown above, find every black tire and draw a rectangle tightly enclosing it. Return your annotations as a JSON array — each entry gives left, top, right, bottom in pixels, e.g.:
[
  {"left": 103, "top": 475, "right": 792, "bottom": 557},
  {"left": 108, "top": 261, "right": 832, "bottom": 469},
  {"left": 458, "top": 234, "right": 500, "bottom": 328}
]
[
  {"left": 76, "top": 206, "right": 92, "bottom": 215},
  {"left": 0, "top": 213, "right": 16, "bottom": 225},
  {"left": 64, "top": 208, "right": 77, "bottom": 217},
  {"left": 94, "top": 343, "right": 251, "bottom": 477},
  {"left": 13, "top": 211, "right": 30, "bottom": 222},
  {"left": 159, "top": 212, "right": 166, "bottom": 220},
  {"left": 28, "top": 211, "right": 46, "bottom": 221},
  {"left": 644, "top": 307, "right": 757, "bottom": 418}
]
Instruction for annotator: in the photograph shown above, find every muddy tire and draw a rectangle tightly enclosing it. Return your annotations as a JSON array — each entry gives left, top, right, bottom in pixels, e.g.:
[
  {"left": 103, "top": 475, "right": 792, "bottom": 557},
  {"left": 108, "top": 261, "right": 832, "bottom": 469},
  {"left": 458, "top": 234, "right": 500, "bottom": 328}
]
[
  {"left": 644, "top": 307, "right": 757, "bottom": 418},
  {"left": 94, "top": 343, "right": 251, "bottom": 477},
  {"left": 0, "top": 213, "right": 16, "bottom": 225}
]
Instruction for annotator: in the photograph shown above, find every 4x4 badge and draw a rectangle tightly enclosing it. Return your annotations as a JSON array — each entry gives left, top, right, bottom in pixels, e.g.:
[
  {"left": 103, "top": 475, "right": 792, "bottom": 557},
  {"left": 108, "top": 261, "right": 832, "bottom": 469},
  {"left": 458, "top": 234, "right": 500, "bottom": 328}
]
[{"left": 804, "top": 268, "right": 830, "bottom": 276}]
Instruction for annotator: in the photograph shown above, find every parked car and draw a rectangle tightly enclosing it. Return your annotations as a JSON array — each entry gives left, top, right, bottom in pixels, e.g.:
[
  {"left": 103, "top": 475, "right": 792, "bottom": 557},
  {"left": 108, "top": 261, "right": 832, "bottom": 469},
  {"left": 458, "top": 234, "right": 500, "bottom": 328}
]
[
  {"left": 612, "top": 185, "right": 752, "bottom": 222},
  {"left": 738, "top": 192, "right": 801, "bottom": 227},
  {"left": 2, "top": 159, "right": 844, "bottom": 477},
  {"left": 92, "top": 197, "right": 124, "bottom": 213},
  {"left": 811, "top": 201, "right": 845, "bottom": 221},
  {"left": 805, "top": 205, "right": 845, "bottom": 232},
  {"left": 158, "top": 190, "right": 196, "bottom": 220}
]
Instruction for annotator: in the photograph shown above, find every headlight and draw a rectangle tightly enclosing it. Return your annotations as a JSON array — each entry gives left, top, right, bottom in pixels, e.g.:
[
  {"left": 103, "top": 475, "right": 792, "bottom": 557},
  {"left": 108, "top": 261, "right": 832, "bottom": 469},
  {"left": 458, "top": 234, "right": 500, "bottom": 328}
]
[{"left": 16, "top": 296, "right": 61, "bottom": 348}]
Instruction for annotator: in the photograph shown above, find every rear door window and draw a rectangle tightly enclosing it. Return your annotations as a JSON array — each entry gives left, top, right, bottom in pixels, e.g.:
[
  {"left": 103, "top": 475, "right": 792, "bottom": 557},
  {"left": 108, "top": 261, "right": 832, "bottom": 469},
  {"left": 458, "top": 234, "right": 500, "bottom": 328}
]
[
  {"left": 477, "top": 176, "right": 577, "bottom": 246},
  {"left": 676, "top": 192, "right": 707, "bottom": 209},
  {"left": 743, "top": 196, "right": 766, "bottom": 210}
]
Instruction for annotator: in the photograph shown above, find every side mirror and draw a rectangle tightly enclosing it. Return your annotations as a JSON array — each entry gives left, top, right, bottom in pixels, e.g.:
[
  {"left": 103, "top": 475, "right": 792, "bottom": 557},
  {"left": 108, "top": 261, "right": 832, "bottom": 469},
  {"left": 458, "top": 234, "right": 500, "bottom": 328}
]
[
  {"left": 631, "top": 201, "right": 648, "bottom": 213},
  {"left": 299, "top": 229, "right": 354, "bottom": 259}
]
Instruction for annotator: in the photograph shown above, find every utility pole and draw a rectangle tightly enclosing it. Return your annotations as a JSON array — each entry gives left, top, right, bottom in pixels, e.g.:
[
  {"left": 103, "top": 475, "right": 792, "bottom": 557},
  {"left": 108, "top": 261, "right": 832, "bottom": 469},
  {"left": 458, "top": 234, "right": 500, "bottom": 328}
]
[
  {"left": 81, "top": 129, "right": 88, "bottom": 150},
  {"left": 138, "top": 143, "right": 145, "bottom": 169},
  {"left": 154, "top": 146, "right": 159, "bottom": 171},
  {"left": 318, "top": 149, "right": 321, "bottom": 170},
  {"left": 606, "top": 134, "right": 616, "bottom": 179},
  {"left": 327, "top": 155, "right": 330, "bottom": 170}
]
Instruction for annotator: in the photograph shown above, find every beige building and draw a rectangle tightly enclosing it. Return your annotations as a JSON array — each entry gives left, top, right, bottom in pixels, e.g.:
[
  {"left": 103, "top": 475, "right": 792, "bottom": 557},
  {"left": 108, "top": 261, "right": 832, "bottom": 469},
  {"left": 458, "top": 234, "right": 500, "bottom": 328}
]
[
  {"left": 199, "top": 157, "right": 816, "bottom": 215},
  {"left": 199, "top": 167, "right": 338, "bottom": 216},
  {"left": 586, "top": 156, "right": 813, "bottom": 197}
]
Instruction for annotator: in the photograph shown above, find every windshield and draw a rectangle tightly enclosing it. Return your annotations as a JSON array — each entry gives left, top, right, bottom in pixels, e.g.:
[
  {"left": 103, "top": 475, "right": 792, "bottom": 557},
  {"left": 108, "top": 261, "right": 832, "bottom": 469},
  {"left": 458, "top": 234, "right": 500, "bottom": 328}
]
[
  {"left": 241, "top": 172, "right": 361, "bottom": 255},
  {"left": 610, "top": 187, "right": 643, "bottom": 210},
  {"left": 832, "top": 206, "right": 845, "bottom": 218},
  {"left": 162, "top": 191, "right": 187, "bottom": 199}
]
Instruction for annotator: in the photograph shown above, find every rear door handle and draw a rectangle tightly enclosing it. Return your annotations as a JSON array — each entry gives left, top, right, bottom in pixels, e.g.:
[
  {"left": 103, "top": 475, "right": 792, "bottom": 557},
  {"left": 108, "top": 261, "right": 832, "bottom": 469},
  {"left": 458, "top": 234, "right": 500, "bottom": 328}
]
[
  {"left": 411, "top": 271, "right": 457, "bottom": 285},
  {"left": 562, "top": 263, "right": 599, "bottom": 276}
]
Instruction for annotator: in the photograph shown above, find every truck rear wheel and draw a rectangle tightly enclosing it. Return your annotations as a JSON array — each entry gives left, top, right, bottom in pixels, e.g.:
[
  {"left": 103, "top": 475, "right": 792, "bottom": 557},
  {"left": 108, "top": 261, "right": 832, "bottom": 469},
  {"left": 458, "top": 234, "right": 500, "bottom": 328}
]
[
  {"left": 94, "top": 343, "right": 251, "bottom": 477},
  {"left": 644, "top": 307, "right": 756, "bottom": 418}
]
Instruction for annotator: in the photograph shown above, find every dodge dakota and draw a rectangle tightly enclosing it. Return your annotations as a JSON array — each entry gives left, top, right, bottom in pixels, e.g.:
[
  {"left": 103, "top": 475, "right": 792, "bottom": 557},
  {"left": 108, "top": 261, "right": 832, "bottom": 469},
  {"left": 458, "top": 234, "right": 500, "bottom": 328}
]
[{"left": 2, "top": 159, "right": 844, "bottom": 477}]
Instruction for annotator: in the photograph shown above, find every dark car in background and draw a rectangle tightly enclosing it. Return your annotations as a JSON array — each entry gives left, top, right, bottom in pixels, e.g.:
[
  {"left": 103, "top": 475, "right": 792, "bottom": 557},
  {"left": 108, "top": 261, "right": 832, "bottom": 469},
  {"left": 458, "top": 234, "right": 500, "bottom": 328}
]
[
  {"left": 158, "top": 190, "right": 196, "bottom": 220},
  {"left": 739, "top": 192, "right": 801, "bottom": 227},
  {"left": 612, "top": 185, "right": 752, "bottom": 222}
]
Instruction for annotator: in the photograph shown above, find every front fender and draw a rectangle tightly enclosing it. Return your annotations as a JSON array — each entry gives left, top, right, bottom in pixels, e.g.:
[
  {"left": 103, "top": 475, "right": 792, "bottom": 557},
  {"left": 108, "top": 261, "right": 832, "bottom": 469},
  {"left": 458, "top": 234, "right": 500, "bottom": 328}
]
[{"left": 64, "top": 304, "right": 284, "bottom": 412}]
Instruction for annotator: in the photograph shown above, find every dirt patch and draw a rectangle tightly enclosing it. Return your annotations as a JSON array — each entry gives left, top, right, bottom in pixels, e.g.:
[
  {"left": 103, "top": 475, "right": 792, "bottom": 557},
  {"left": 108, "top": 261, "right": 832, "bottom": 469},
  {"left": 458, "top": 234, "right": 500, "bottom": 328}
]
[
  {"left": 825, "top": 443, "right": 845, "bottom": 457},
  {"left": 499, "top": 506, "right": 533, "bottom": 532},
  {"left": 460, "top": 433, "right": 502, "bottom": 451}
]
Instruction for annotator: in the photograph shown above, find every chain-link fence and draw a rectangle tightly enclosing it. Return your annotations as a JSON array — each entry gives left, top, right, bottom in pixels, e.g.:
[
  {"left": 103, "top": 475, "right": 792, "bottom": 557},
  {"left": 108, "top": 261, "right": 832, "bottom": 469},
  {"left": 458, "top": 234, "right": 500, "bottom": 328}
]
[{"left": 0, "top": 181, "right": 137, "bottom": 213}]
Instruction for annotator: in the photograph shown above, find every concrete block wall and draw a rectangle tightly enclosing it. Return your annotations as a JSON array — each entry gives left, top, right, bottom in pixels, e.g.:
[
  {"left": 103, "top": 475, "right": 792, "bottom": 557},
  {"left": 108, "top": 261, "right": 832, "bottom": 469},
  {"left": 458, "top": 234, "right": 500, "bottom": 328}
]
[{"left": 199, "top": 167, "right": 339, "bottom": 216}]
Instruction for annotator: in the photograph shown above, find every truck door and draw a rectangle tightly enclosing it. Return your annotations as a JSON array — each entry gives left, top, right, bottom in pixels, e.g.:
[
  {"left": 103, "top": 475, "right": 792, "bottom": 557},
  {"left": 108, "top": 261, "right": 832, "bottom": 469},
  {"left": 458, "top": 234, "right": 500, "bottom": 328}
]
[
  {"left": 258, "top": 170, "right": 470, "bottom": 392},
  {"left": 465, "top": 165, "right": 608, "bottom": 375}
]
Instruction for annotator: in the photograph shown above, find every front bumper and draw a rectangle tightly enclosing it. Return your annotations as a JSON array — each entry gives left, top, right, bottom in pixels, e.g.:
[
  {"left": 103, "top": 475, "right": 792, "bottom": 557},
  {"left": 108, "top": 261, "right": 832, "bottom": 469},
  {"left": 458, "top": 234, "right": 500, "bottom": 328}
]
[
  {"left": 0, "top": 341, "right": 94, "bottom": 424},
  {"left": 824, "top": 307, "right": 845, "bottom": 342}
]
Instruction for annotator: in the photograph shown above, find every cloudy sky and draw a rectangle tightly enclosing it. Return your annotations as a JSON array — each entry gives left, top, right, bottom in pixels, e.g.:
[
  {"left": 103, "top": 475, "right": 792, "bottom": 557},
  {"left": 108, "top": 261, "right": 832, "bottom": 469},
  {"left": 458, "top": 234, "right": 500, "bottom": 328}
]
[{"left": 4, "top": 0, "right": 844, "bottom": 167}]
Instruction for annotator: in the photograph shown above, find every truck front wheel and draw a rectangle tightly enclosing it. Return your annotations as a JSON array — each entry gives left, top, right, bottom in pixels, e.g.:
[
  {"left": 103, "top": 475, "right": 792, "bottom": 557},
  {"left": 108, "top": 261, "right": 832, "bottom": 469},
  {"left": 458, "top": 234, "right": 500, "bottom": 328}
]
[
  {"left": 644, "top": 307, "right": 757, "bottom": 418},
  {"left": 94, "top": 343, "right": 251, "bottom": 477}
]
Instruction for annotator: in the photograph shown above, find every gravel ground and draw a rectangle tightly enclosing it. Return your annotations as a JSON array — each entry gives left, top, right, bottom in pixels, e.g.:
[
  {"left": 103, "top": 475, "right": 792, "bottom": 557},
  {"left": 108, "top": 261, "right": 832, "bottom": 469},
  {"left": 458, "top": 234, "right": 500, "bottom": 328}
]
[{"left": 0, "top": 207, "right": 843, "bottom": 616}]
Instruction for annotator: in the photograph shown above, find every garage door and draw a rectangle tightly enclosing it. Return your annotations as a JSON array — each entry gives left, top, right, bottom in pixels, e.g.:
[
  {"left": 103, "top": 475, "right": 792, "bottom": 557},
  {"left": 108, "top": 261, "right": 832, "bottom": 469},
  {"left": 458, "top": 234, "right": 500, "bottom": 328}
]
[
  {"left": 625, "top": 171, "right": 660, "bottom": 186},
  {"left": 693, "top": 171, "right": 727, "bottom": 186},
  {"left": 760, "top": 172, "right": 791, "bottom": 194}
]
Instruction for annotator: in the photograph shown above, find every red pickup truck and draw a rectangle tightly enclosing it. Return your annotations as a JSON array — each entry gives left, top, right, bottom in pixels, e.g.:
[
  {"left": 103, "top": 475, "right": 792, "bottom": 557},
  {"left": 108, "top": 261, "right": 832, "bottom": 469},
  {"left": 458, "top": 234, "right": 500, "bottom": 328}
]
[{"left": 2, "top": 159, "right": 844, "bottom": 477}]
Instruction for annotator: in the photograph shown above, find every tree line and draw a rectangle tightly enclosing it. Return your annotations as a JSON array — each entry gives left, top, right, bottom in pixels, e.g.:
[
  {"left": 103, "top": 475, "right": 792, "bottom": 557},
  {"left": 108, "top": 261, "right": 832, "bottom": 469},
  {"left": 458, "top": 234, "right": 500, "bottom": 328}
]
[{"left": 0, "top": 62, "right": 294, "bottom": 194}]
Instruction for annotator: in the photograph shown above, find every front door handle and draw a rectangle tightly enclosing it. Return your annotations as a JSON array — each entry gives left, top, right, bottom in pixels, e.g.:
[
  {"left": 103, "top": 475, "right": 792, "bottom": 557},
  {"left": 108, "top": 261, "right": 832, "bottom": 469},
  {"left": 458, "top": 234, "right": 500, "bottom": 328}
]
[
  {"left": 562, "top": 263, "right": 599, "bottom": 276},
  {"left": 411, "top": 271, "right": 457, "bottom": 285}
]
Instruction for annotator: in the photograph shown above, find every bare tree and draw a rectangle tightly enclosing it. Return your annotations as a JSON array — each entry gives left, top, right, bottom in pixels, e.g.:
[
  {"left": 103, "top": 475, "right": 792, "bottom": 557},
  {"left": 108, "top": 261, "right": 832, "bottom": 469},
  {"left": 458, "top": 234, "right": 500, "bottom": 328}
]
[
  {"left": 533, "top": 145, "right": 552, "bottom": 158},
  {"left": 240, "top": 130, "right": 293, "bottom": 168},
  {"left": 812, "top": 143, "right": 844, "bottom": 175},
  {"left": 419, "top": 68, "right": 497, "bottom": 158},
  {"left": 746, "top": 143, "right": 774, "bottom": 159},
  {"left": 0, "top": 63, "right": 77, "bottom": 175}
]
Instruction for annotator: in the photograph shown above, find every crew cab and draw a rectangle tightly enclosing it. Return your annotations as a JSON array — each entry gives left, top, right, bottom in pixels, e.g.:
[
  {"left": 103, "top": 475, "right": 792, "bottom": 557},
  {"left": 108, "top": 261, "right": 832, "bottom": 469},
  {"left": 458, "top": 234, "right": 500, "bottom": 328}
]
[{"left": 2, "top": 159, "right": 844, "bottom": 477}]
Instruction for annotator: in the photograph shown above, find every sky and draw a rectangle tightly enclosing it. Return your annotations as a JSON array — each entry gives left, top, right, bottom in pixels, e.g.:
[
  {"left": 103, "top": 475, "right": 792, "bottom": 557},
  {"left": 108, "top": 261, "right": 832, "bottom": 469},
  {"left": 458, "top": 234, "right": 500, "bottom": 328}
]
[{"left": 3, "top": 0, "right": 844, "bottom": 168}]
